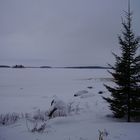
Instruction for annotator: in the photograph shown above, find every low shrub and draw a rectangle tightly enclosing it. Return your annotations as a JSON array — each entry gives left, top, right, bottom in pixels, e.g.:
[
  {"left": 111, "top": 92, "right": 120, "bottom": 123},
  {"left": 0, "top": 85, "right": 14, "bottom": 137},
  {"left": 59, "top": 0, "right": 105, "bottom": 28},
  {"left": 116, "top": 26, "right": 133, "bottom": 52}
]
[{"left": 0, "top": 113, "right": 20, "bottom": 125}]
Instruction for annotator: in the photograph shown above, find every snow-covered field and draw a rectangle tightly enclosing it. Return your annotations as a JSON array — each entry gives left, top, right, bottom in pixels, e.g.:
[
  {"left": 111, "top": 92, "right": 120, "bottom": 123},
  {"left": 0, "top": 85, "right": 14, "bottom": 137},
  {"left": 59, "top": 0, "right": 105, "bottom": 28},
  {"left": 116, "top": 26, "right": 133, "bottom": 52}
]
[{"left": 0, "top": 68, "right": 139, "bottom": 140}]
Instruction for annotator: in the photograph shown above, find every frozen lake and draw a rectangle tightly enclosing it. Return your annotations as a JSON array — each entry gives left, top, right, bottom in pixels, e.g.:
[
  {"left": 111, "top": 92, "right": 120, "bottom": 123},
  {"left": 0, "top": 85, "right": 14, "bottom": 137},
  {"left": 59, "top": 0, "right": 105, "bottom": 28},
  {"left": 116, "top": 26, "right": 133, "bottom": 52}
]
[{"left": 0, "top": 68, "right": 110, "bottom": 113}]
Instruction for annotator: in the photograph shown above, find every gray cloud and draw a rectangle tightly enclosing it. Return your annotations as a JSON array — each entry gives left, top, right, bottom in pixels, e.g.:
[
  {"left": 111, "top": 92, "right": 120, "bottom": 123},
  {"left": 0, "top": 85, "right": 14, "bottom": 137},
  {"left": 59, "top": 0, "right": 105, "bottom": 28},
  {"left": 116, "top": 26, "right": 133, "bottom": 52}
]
[{"left": 0, "top": 0, "right": 140, "bottom": 66}]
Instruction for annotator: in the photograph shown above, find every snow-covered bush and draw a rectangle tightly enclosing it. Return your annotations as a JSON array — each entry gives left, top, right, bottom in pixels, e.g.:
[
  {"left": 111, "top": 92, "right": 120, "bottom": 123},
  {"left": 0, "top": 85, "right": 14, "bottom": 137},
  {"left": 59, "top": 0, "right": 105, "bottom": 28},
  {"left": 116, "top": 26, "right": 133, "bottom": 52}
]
[
  {"left": 31, "top": 98, "right": 82, "bottom": 121},
  {"left": 33, "top": 109, "right": 49, "bottom": 121},
  {"left": 26, "top": 121, "right": 47, "bottom": 133},
  {"left": 98, "top": 129, "right": 109, "bottom": 140},
  {"left": 48, "top": 98, "right": 68, "bottom": 118},
  {"left": 0, "top": 113, "right": 20, "bottom": 125},
  {"left": 31, "top": 123, "right": 46, "bottom": 133},
  {"left": 67, "top": 101, "right": 81, "bottom": 115},
  {"left": 49, "top": 98, "right": 82, "bottom": 117},
  {"left": 26, "top": 117, "right": 48, "bottom": 133}
]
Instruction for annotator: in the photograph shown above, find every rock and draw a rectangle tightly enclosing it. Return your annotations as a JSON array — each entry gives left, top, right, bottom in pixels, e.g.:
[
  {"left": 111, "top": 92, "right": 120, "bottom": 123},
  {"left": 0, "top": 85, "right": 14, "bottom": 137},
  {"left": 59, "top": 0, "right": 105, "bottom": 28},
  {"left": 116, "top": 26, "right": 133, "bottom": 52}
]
[
  {"left": 98, "top": 91, "right": 103, "bottom": 94},
  {"left": 74, "top": 90, "right": 88, "bottom": 97}
]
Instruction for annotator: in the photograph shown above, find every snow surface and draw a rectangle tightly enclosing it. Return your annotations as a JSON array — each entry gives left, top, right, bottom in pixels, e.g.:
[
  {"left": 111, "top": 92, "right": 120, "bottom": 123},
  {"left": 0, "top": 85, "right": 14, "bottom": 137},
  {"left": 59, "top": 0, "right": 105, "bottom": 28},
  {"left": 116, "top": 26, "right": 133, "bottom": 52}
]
[{"left": 0, "top": 68, "right": 139, "bottom": 140}]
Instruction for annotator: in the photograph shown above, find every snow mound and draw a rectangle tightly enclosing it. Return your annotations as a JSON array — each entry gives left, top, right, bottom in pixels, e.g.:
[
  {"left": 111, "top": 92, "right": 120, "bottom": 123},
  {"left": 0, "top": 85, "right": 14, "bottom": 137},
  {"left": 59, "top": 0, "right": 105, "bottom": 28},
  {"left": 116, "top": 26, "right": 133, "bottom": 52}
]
[
  {"left": 49, "top": 97, "right": 68, "bottom": 118},
  {"left": 74, "top": 90, "right": 88, "bottom": 97},
  {"left": 80, "top": 93, "right": 94, "bottom": 98},
  {"left": 74, "top": 90, "right": 94, "bottom": 98}
]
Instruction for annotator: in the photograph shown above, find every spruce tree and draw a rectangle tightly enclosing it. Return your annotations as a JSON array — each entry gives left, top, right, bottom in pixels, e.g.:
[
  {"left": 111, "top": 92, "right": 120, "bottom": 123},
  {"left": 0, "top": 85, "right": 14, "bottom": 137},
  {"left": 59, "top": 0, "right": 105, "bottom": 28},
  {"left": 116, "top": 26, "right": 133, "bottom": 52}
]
[{"left": 104, "top": 0, "right": 140, "bottom": 122}]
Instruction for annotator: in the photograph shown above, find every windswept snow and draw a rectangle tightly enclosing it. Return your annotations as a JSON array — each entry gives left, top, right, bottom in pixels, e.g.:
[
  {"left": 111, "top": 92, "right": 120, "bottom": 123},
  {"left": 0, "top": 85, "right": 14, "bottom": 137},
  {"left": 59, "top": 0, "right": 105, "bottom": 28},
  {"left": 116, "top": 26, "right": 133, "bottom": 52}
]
[{"left": 0, "top": 68, "right": 139, "bottom": 140}]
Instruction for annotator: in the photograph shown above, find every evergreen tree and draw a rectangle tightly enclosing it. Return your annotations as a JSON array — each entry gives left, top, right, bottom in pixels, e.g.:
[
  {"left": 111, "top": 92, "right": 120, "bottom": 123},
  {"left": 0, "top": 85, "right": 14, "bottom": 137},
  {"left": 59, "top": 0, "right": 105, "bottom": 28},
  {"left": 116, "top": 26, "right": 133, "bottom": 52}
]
[{"left": 104, "top": 0, "right": 140, "bottom": 122}]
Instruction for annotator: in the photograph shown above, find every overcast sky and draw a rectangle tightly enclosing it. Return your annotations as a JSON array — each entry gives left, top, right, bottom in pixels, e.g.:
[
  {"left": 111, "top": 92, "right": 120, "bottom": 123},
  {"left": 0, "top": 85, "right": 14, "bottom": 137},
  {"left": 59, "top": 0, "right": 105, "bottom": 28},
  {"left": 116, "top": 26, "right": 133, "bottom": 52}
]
[{"left": 0, "top": 0, "right": 140, "bottom": 66}]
